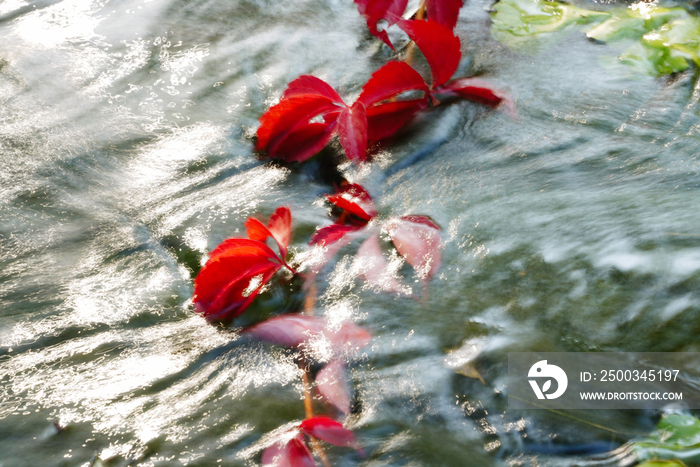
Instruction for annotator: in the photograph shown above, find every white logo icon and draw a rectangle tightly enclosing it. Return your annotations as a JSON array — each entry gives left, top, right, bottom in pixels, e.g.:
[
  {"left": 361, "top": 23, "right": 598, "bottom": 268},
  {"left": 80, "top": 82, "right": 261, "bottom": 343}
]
[{"left": 528, "top": 360, "right": 568, "bottom": 400}]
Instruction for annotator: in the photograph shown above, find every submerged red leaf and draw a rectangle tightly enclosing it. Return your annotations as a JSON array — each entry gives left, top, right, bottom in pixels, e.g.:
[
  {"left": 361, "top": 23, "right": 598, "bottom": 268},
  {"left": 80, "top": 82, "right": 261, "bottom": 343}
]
[
  {"left": 246, "top": 315, "right": 371, "bottom": 357},
  {"left": 245, "top": 315, "right": 326, "bottom": 348},
  {"left": 327, "top": 183, "right": 377, "bottom": 222},
  {"left": 194, "top": 239, "right": 284, "bottom": 322},
  {"left": 309, "top": 224, "right": 366, "bottom": 247},
  {"left": 358, "top": 61, "right": 429, "bottom": 108},
  {"left": 300, "top": 417, "right": 358, "bottom": 449},
  {"left": 385, "top": 215, "right": 442, "bottom": 280},
  {"left": 245, "top": 206, "right": 293, "bottom": 258},
  {"left": 425, "top": 0, "right": 463, "bottom": 29},
  {"left": 356, "top": 234, "right": 403, "bottom": 293},
  {"left": 398, "top": 19, "right": 461, "bottom": 89},
  {"left": 337, "top": 101, "right": 368, "bottom": 165},
  {"left": 262, "top": 436, "right": 316, "bottom": 467},
  {"left": 316, "top": 360, "right": 352, "bottom": 415}
]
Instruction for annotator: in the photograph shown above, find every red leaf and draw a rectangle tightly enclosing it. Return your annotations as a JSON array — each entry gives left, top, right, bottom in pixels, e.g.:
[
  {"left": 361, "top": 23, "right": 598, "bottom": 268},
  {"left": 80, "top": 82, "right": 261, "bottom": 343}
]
[
  {"left": 283, "top": 75, "right": 344, "bottom": 104},
  {"left": 246, "top": 206, "right": 293, "bottom": 258},
  {"left": 356, "top": 234, "right": 403, "bottom": 293},
  {"left": 337, "top": 101, "right": 368, "bottom": 165},
  {"left": 300, "top": 417, "right": 358, "bottom": 449},
  {"left": 358, "top": 61, "right": 429, "bottom": 108},
  {"left": 436, "top": 78, "right": 516, "bottom": 117},
  {"left": 317, "top": 360, "right": 351, "bottom": 415},
  {"left": 194, "top": 239, "right": 283, "bottom": 322},
  {"left": 269, "top": 121, "right": 339, "bottom": 163},
  {"left": 366, "top": 98, "right": 427, "bottom": 141},
  {"left": 309, "top": 224, "right": 365, "bottom": 247},
  {"left": 245, "top": 315, "right": 326, "bottom": 348},
  {"left": 398, "top": 19, "right": 461, "bottom": 89},
  {"left": 262, "top": 436, "right": 316, "bottom": 467},
  {"left": 256, "top": 95, "right": 340, "bottom": 155},
  {"left": 308, "top": 224, "right": 369, "bottom": 274},
  {"left": 425, "top": 0, "right": 463, "bottom": 29},
  {"left": 355, "top": 0, "right": 409, "bottom": 49},
  {"left": 385, "top": 215, "right": 442, "bottom": 280},
  {"left": 327, "top": 183, "right": 377, "bottom": 222}
]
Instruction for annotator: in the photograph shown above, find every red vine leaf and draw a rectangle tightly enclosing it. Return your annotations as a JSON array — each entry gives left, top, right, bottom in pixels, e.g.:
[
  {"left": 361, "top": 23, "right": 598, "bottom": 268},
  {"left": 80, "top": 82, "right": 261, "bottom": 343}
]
[
  {"left": 337, "top": 101, "right": 369, "bottom": 164},
  {"left": 366, "top": 98, "right": 427, "bottom": 141},
  {"left": 358, "top": 61, "right": 429, "bottom": 108},
  {"left": 385, "top": 215, "right": 442, "bottom": 280},
  {"left": 193, "top": 239, "right": 284, "bottom": 322},
  {"left": 327, "top": 183, "right": 377, "bottom": 223},
  {"left": 300, "top": 417, "right": 359, "bottom": 449},
  {"left": 425, "top": 0, "right": 464, "bottom": 29},
  {"left": 283, "top": 75, "right": 344, "bottom": 103},
  {"left": 309, "top": 224, "right": 366, "bottom": 247},
  {"left": 256, "top": 95, "right": 339, "bottom": 155},
  {"left": 270, "top": 121, "right": 339, "bottom": 163},
  {"left": 354, "top": 0, "right": 409, "bottom": 49},
  {"left": 262, "top": 436, "right": 316, "bottom": 467},
  {"left": 245, "top": 206, "right": 293, "bottom": 258},
  {"left": 398, "top": 19, "right": 461, "bottom": 89},
  {"left": 316, "top": 360, "right": 352, "bottom": 415},
  {"left": 436, "top": 77, "right": 516, "bottom": 117}
]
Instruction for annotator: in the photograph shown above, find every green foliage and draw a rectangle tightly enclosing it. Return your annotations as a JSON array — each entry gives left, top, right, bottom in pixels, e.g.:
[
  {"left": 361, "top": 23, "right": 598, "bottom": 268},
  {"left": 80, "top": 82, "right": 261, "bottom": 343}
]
[
  {"left": 491, "top": 0, "right": 700, "bottom": 77},
  {"left": 633, "top": 414, "right": 700, "bottom": 463}
]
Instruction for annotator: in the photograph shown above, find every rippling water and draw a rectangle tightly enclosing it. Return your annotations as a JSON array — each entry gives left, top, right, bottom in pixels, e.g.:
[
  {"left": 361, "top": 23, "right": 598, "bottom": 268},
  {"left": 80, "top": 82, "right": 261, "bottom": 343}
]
[{"left": 2, "top": 0, "right": 700, "bottom": 465}]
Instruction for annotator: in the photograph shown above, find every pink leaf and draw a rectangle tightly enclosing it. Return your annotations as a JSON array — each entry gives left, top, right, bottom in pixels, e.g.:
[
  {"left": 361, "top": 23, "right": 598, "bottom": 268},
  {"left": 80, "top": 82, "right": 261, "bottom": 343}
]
[
  {"left": 309, "top": 224, "right": 366, "bottom": 247},
  {"left": 193, "top": 239, "right": 284, "bottom": 322},
  {"left": 245, "top": 315, "right": 326, "bottom": 348},
  {"left": 262, "top": 436, "right": 316, "bottom": 467},
  {"left": 425, "top": 0, "right": 463, "bottom": 29},
  {"left": 398, "top": 19, "right": 461, "bottom": 89},
  {"left": 366, "top": 98, "right": 428, "bottom": 141},
  {"left": 355, "top": 0, "right": 409, "bottom": 49},
  {"left": 436, "top": 77, "right": 516, "bottom": 117},
  {"left": 246, "top": 206, "right": 293, "bottom": 259},
  {"left": 300, "top": 416, "right": 359, "bottom": 449},
  {"left": 356, "top": 234, "right": 403, "bottom": 292},
  {"left": 256, "top": 96, "right": 339, "bottom": 154},
  {"left": 385, "top": 215, "right": 442, "bottom": 280},
  {"left": 317, "top": 360, "right": 352, "bottom": 415},
  {"left": 283, "top": 75, "right": 344, "bottom": 104},
  {"left": 246, "top": 316, "right": 371, "bottom": 357},
  {"left": 326, "top": 321, "right": 373, "bottom": 353},
  {"left": 327, "top": 183, "right": 377, "bottom": 223},
  {"left": 358, "top": 61, "right": 429, "bottom": 108},
  {"left": 337, "top": 101, "right": 368, "bottom": 165}
]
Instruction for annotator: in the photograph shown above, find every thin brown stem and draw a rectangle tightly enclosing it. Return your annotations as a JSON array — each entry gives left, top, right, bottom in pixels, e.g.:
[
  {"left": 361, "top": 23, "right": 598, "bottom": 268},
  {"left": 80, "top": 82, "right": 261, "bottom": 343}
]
[{"left": 300, "top": 358, "right": 331, "bottom": 467}]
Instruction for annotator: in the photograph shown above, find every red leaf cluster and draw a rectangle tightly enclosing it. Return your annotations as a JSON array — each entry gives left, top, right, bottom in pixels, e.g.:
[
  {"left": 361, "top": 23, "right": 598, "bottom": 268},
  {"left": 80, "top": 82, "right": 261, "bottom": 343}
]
[
  {"left": 193, "top": 207, "right": 293, "bottom": 323},
  {"left": 310, "top": 183, "right": 442, "bottom": 287},
  {"left": 256, "top": 20, "right": 512, "bottom": 165}
]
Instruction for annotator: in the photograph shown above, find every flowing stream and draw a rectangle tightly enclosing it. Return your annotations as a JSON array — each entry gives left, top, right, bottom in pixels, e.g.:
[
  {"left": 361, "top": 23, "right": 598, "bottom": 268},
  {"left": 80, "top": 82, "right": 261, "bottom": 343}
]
[{"left": 2, "top": 0, "right": 700, "bottom": 465}]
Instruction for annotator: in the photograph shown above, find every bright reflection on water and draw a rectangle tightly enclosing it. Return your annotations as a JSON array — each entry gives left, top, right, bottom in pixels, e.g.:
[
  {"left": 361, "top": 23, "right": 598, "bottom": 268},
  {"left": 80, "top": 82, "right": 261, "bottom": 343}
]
[{"left": 1, "top": 0, "right": 700, "bottom": 465}]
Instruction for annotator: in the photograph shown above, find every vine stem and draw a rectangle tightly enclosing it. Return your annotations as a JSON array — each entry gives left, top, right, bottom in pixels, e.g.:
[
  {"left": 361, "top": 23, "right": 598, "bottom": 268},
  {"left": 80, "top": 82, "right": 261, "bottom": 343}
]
[
  {"left": 300, "top": 279, "right": 331, "bottom": 467},
  {"left": 404, "top": 0, "right": 426, "bottom": 65}
]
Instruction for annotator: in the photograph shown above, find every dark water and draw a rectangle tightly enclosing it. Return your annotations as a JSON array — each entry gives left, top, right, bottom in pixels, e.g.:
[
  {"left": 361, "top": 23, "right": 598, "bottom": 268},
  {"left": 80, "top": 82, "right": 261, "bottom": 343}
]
[{"left": 2, "top": 0, "right": 700, "bottom": 465}]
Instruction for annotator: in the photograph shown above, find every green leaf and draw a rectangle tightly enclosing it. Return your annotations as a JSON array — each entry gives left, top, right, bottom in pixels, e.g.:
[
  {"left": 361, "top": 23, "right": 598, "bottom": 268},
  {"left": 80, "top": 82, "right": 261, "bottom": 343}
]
[{"left": 633, "top": 414, "right": 700, "bottom": 462}]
